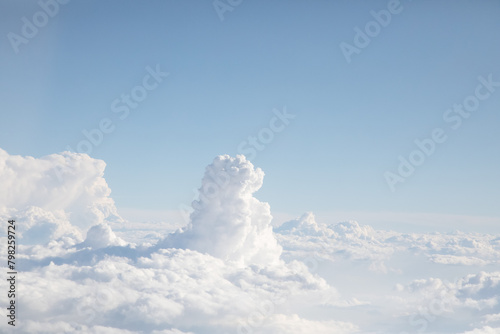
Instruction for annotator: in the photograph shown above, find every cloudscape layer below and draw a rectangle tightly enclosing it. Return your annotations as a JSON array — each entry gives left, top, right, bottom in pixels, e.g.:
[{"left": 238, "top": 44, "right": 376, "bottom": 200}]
[{"left": 0, "top": 148, "right": 499, "bottom": 333}]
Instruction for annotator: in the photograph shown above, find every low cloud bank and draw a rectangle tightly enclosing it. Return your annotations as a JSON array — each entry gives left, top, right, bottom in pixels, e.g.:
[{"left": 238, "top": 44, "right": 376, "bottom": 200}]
[{"left": 1, "top": 148, "right": 499, "bottom": 333}]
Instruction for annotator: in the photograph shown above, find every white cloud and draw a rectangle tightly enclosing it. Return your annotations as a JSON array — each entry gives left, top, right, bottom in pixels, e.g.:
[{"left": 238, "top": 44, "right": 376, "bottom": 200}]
[
  {"left": 276, "top": 213, "right": 500, "bottom": 273},
  {"left": 275, "top": 214, "right": 395, "bottom": 268},
  {"left": 164, "top": 155, "right": 282, "bottom": 267},
  {"left": 393, "top": 271, "right": 500, "bottom": 332},
  {"left": 430, "top": 254, "right": 488, "bottom": 266},
  {"left": 3, "top": 248, "right": 347, "bottom": 334},
  {"left": 253, "top": 314, "right": 358, "bottom": 334},
  {"left": 0, "top": 148, "right": 122, "bottom": 237},
  {"left": 81, "top": 223, "right": 128, "bottom": 249},
  {"left": 2, "top": 148, "right": 500, "bottom": 333},
  {"left": 482, "top": 312, "right": 500, "bottom": 324},
  {"left": 459, "top": 326, "right": 500, "bottom": 334},
  {"left": 0, "top": 206, "right": 83, "bottom": 244},
  {"left": 275, "top": 212, "right": 332, "bottom": 237}
]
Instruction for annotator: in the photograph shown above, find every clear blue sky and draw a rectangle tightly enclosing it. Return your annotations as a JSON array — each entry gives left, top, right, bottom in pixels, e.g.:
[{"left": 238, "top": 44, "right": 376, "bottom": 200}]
[{"left": 1, "top": 0, "right": 499, "bottom": 231}]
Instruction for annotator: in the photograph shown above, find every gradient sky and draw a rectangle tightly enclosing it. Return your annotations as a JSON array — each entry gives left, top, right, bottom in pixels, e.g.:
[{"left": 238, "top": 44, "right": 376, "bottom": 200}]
[{"left": 1, "top": 0, "right": 499, "bottom": 232}]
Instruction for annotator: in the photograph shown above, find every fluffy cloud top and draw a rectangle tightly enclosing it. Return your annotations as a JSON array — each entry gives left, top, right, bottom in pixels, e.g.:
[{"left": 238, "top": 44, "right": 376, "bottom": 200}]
[
  {"left": 165, "top": 155, "right": 282, "bottom": 266},
  {"left": 0, "top": 148, "right": 122, "bottom": 241},
  {"left": 275, "top": 212, "right": 331, "bottom": 237},
  {"left": 81, "top": 223, "right": 128, "bottom": 249},
  {"left": 0, "top": 148, "right": 121, "bottom": 227}
]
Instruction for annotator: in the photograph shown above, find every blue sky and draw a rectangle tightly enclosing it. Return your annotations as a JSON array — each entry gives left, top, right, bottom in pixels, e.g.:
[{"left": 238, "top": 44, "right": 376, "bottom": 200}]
[{"left": 1, "top": 0, "right": 499, "bottom": 232}]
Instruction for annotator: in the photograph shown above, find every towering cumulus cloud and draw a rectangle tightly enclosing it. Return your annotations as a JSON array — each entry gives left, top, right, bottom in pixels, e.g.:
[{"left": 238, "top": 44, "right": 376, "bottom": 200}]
[
  {"left": 167, "top": 155, "right": 282, "bottom": 266},
  {"left": 0, "top": 148, "right": 122, "bottom": 242}
]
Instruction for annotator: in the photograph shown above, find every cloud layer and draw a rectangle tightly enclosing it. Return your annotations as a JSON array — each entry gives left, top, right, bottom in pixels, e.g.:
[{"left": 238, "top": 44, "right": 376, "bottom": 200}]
[{"left": 0, "top": 148, "right": 499, "bottom": 333}]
